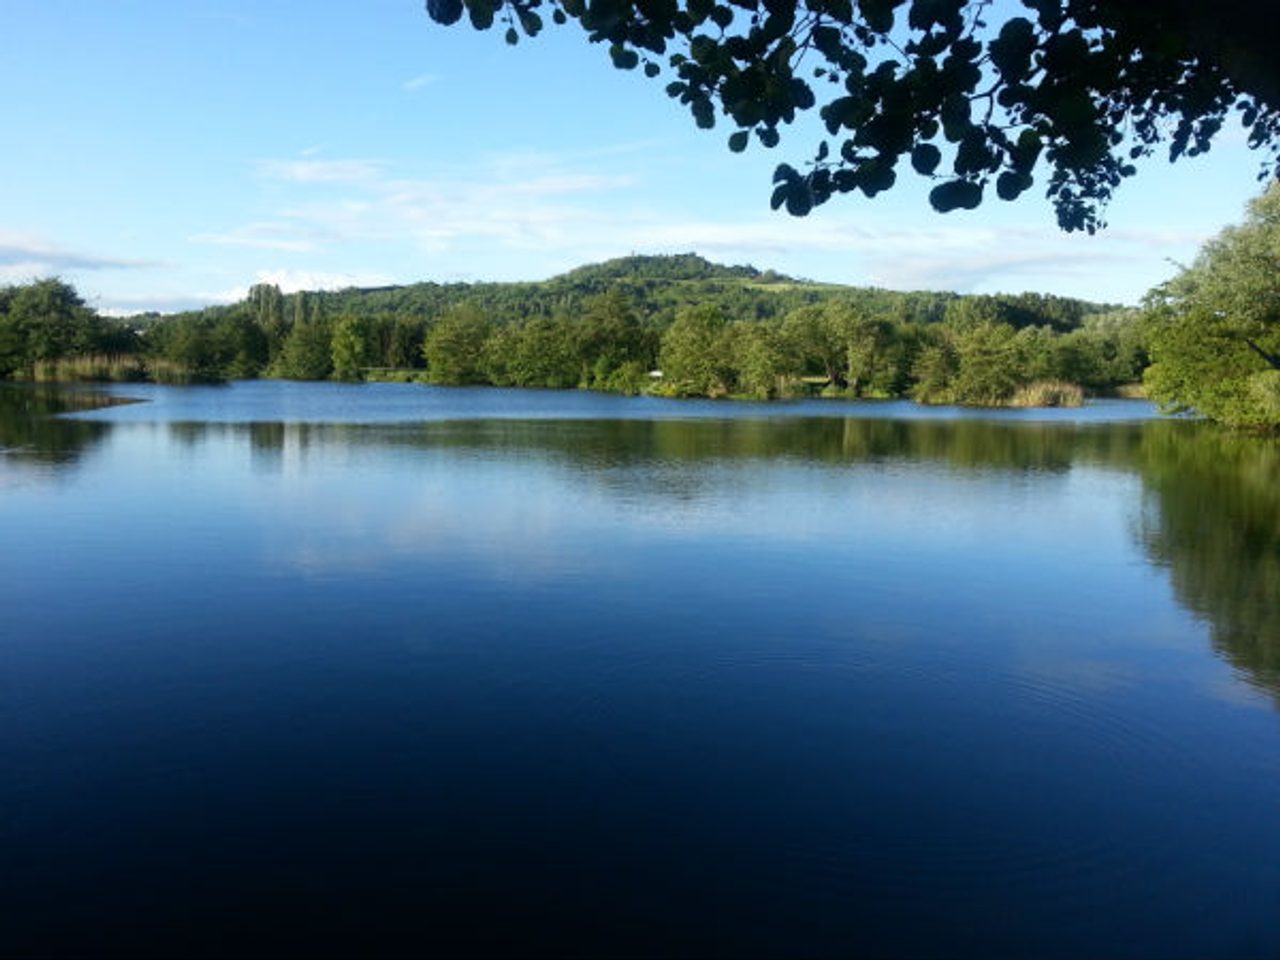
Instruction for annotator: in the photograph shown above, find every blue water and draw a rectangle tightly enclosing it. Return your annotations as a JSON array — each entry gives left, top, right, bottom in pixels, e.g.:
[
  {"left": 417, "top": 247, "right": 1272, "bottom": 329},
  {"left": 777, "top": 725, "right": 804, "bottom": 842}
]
[
  {"left": 1, "top": 382, "right": 1276, "bottom": 958},
  {"left": 73, "top": 378, "right": 1163, "bottom": 423}
]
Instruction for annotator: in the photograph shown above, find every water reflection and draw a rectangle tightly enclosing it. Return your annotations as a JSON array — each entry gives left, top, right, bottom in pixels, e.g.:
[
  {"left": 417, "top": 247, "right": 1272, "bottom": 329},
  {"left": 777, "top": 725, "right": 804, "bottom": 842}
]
[
  {"left": 0, "top": 384, "right": 123, "bottom": 467},
  {"left": 117, "top": 414, "right": 1280, "bottom": 700},
  {"left": 162, "top": 415, "right": 1100, "bottom": 471},
  {"left": 1133, "top": 425, "right": 1280, "bottom": 698},
  {"left": 4, "top": 387, "right": 1277, "bottom": 702}
]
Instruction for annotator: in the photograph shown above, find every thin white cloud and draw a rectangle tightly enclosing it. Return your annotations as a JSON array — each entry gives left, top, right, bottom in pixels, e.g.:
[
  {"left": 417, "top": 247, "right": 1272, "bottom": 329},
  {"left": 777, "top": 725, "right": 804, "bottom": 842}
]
[
  {"left": 625, "top": 218, "right": 996, "bottom": 257},
  {"left": 99, "top": 292, "right": 221, "bottom": 316},
  {"left": 197, "top": 149, "right": 1203, "bottom": 303},
  {"left": 255, "top": 158, "right": 383, "bottom": 184},
  {"left": 857, "top": 223, "right": 1203, "bottom": 294},
  {"left": 217, "top": 156, "right": 638, "bottom": 259},
  {"left": 189, "top": 222, "right": 317, "bottom": 252},
  {"left": 0, "top": 231, "right": 157, "bottom": 273},
  {"left": 167, "top": 270, "right": 396, "bottom": 307},
  {"left": 401, "top": 72, "right": 437, "bottom": 92},
  {"left": 251, "top": 268, "right": 396, "bottom": 294},
  {"left": 866, "top": 247, "right": 1117, "bottom": 293},
  {"left": 195, "top": 286, "right": 253, "bottom": 305},
  {"left": 504, "top": 173, "right": 635, "bottom": 196}
]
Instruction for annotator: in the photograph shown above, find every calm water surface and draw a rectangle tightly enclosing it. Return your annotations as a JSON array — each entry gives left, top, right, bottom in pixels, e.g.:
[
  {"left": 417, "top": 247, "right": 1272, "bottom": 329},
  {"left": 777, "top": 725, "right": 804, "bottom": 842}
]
[{"left": 2, "top": 382, "right": 1278, "bottom": 958}]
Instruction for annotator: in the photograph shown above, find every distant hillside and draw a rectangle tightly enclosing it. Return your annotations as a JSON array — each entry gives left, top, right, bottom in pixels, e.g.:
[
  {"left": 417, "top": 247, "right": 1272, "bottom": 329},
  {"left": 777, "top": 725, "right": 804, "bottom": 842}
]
[
  {"left": 137, "top": 253, "right": 1118, "bottom": 334},
  {"left": 551, "top": 253, "right": 770, "bottom": 287}
]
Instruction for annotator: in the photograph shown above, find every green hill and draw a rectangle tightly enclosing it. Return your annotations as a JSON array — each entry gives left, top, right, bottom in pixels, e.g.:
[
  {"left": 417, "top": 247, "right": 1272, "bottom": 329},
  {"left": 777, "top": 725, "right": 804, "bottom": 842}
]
[{"left": 162, "top": 253, "right": 1112, "bottom": 334}]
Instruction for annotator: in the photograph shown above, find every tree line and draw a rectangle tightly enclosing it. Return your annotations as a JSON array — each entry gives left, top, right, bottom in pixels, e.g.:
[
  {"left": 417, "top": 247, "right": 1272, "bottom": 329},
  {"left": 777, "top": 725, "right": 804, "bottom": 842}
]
[{"left": 1, "top": 254, "right": 1141, "bottom": 407}]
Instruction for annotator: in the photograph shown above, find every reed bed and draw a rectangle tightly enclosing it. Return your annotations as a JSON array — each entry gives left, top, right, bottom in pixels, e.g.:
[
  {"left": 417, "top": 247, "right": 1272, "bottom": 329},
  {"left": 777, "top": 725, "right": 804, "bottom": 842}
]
[
  {"left": 1009, "top": 380, "right": 1085, "bottom": 408},
  {"left": 30, "top": 355, "right": 148, "bottom": 383}
]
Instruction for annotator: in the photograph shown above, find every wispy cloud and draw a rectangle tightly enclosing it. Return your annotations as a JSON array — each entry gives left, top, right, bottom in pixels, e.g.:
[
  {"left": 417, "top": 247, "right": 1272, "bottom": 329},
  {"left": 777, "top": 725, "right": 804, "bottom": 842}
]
[
  {"left": 98, "top": 292, "right": 221, "bottom": 316},
  {"left": 255, "top": 158, "right": 383, "bottom": 184},
  {"left": 619, "top": 216, "right": 1196, "bottom": 297},
  {"left": 858, "top": 224, "right": 1200, "bottom": 294},
  {"left": 866, "top": 247, "right": 1117, "bottom": 292},
  {"left": 401, "top": 72, "right": 437, "bottom": 92},
  {"left": 209, "top": 154, "right": 638, "bottom": 261},
  {"left": 0, "top": 232, "right": 157, "bottom": 278},
  {"left": 197, "top": 148, "right": 1202, "bottom": 302},
  {"left": 189, "top": 222, "right": 317, "bottom": 252},
  {"left": 251, "top": 268, "right": 396, "bottom": 294},
  {"left": 104, "top": 268, "right": 398, "bottom": 314}
]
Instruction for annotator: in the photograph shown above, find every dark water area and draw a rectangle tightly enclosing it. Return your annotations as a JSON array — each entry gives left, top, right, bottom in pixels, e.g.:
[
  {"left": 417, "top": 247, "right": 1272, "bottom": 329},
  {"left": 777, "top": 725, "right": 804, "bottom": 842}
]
[{"left": 2, "top": 381, "right": 1278, "bottom": 958}]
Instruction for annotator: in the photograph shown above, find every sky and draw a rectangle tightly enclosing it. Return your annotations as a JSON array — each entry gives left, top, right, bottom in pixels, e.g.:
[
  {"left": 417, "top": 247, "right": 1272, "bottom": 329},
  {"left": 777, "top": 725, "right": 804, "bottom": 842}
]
[{"left": 0, "top": 1, "right": 1270, "bottom": 314}]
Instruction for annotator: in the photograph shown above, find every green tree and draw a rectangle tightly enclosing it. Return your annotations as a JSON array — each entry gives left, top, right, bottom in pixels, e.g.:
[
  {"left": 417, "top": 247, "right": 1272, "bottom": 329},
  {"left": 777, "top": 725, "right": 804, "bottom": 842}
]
[
  {"left": 0, "top": 291, "right": 24, "bottom": 378},
  {"left": 385, "top": 316, "right": 428, "bottom": 369},
  {"left": 212, "top": 310, "right": 269, "bottom": 379},
  {"left": 660, "top": 304, "right": 734, "bottom": 396},
  {"left": 249, "top": 283, "right": 288, "bottom": 358},
  {"left": 272, "top": 316, "right": 334, "bottom": 380},
  {"left": 832, "top": 310, "right": 897, "bottom": 396},
  {"left": 6, "top": 278, "right": 94, "bottom": 368},
  {"left": 152, "top": 314, "right": 226, "bottom": 382},
  {"left": 944, "top": 297, "right": 1010, "bottom": 330},
  {"left": 249, "top": 283, "right": 283, "bottom": 322},
  {"left": 781, "top": 304, "right": 846, "bottom": 387},
  {"left": 1014, "top": 325, "right": 1061, "bottom": 383},
  {"left": 573, "top": 290, "right": 650, "bottom": 387},
  {"left": 950, "top": 321, "right": 1025, "bottom": 405},
  {"left": 1144, "top": 185, "right": 1280, "bottom": 427},
  {"left": 423, "top": 304, "right": 493, "bottom": 385},
  {"left": 911, "top": 335, "right": 959, "bottom": 404},
  {"left": 331, "top": 314, "right": 375, "bottom": 381},
  {"left": 508, "top": 317, "right": 581, "bottom": 388},
  {"left": 426, "top": 0, "right": 1280, "bottom": 232},
  {"left": 728, "top": 319, "right": 792, "bottom": 398}
]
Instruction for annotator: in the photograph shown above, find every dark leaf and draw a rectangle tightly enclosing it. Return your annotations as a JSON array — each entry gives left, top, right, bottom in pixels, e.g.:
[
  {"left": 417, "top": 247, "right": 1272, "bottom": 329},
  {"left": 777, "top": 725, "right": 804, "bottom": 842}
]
[
  {"left": 996, "top": 170, "right": 1031, "bottom": 201},
  {"left": 518, "top": 9, "right": 543, "bottom": 35},
  {"left": 610, "top": 44, "right": 640, "bottom": 69},
  {"left": 773, "top": 162, "right": 800, "bottom": 184},
  {"left": 857, "top": 0, "right": 896, "bottom": 33},
  {"left": 692, "top": 97, "right": 716, "bottom": 129},
  {"left": 911, "top": 142, "right": 942, "bottom": 175},
  {"left": 929, "top": 178, "right": 983, "bottom": 212},
  {"left": 785, "top": 181, "right": 814, "bottom": 215},
  {"left": 425, "top": 0, "right": 464, "bottom": 26}
]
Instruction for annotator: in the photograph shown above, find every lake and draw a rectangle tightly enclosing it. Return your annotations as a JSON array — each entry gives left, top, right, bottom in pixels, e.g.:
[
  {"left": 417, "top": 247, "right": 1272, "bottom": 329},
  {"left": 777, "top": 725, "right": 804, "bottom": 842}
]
[{"left": 2, "top": 381, "right": 1278, "bottom": 958}]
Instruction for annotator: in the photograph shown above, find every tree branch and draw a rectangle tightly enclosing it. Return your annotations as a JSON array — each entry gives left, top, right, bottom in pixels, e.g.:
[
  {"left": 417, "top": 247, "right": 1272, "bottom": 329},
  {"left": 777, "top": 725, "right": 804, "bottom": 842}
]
[{"left": 1242, "top": 337, "right": 1280, "bottom": 370}]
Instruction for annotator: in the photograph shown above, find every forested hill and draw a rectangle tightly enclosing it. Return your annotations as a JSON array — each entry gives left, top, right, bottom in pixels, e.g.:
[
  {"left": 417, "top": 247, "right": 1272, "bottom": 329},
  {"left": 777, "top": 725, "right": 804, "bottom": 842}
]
[
  {"left": 4, "top": 254, "right": 1137, "bottom": 402},
  {"left": 177, "top": 253, "right": 1114, "bottom": 333},
  {"left": 551, "top": 253, "right": 767, "bottom": 286}
]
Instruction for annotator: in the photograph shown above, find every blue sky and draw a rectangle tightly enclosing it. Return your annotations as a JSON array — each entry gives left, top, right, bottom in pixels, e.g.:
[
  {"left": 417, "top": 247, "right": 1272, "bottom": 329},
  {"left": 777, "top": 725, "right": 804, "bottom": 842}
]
[{"left": 0, "top": 1, "right": 1268, "bottom": 313}]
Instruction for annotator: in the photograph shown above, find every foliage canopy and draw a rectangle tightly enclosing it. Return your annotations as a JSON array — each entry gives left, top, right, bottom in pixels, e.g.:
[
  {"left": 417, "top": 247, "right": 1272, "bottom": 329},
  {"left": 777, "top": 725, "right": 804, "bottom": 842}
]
[
  {"left": 1144, "top": 184, "right": 1280, "bottom": 428},
  {"left": 425, "top": 0, "right": 1280, "bottom": 232}
]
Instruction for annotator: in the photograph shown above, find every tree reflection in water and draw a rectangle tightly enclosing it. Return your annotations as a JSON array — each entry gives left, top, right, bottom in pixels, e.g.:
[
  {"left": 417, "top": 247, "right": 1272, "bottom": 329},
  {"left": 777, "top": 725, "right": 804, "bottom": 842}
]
[{"left": 4, "top": 386, "right": 1276, "bottom": 701}]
